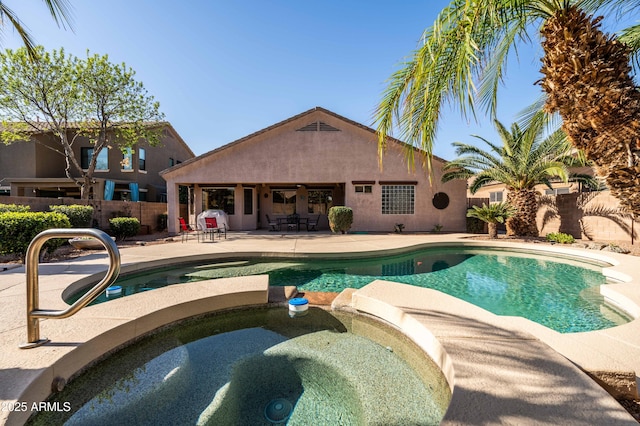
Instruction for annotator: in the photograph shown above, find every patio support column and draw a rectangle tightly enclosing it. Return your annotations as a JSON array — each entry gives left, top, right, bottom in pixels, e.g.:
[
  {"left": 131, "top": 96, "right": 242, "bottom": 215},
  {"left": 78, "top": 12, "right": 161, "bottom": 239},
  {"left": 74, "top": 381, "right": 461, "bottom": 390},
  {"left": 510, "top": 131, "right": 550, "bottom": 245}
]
[
  {"left": 296, "top": 185, "right": 308, "bottom": 216},
  {"left": 192, "top": 184, "right": 202, "bottom": 226},
  {"left": 233, "top": 184, "right": 243, "bottom": 230},
  {"left": 167, "top": 182, "right": 179, "bottom": 234}
]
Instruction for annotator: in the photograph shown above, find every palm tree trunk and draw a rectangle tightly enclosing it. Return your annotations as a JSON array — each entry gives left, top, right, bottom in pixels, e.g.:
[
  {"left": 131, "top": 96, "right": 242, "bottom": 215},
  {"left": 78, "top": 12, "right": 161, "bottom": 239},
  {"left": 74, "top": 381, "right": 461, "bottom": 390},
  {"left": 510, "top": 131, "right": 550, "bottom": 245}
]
[
  {"left": 539, "top": 5, "right": 640, "bottom": 216},
  {"left": 488, "top": 222, "right": 498, "bottom": 239},
  {"left": 506, "top": 190, "right": 539, "bottom": 237}
]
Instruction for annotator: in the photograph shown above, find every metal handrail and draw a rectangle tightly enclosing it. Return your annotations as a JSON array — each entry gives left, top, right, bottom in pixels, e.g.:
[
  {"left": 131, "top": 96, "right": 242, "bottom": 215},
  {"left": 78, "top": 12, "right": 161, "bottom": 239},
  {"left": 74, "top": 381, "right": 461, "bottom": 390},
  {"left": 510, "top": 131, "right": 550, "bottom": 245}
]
[{"left": 19, "top": 228, "right": 121, "bottom": 349}]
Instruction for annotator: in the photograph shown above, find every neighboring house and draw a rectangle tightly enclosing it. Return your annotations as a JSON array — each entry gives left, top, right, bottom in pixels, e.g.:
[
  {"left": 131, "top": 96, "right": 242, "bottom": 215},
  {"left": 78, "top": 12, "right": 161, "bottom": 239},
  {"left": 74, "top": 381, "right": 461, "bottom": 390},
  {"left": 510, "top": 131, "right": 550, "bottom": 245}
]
[
  {"left": 468, "top": 165, "right": 598, "bottom": 205},
  {"left": 161, "top": 107, "right": 467, "bottom": 234},
  {"left": 0, "top": 123, "right": 194, "bottom": 202}
]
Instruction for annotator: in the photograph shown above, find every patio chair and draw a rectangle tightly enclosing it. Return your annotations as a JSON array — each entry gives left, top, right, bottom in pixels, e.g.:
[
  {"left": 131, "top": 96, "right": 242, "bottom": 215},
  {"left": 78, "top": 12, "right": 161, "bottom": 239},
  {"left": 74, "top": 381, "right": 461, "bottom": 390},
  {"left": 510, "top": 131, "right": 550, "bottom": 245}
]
[
  {"left": 306, "top": 215, "right": 320, "bottom": 231},
  {"left": 178, "top": 217, "right": 200, "bottom": 242},
  {"left": 204, "top": 217, "right": 227, "bottom": 240},
  {"left": 286, "top": 213, "right": 300, "bottom": 232},
  {"left": 266, "top": 214, "right": 280, "bottom": 231}
]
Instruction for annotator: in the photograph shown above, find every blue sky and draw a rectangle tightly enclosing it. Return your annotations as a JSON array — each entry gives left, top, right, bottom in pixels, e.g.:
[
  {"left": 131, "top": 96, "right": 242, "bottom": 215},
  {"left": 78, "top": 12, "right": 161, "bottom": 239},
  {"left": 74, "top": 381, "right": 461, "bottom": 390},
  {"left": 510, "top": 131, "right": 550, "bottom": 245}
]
[{"left": 2, "top": 1, "right": 634, "bottom": 161}]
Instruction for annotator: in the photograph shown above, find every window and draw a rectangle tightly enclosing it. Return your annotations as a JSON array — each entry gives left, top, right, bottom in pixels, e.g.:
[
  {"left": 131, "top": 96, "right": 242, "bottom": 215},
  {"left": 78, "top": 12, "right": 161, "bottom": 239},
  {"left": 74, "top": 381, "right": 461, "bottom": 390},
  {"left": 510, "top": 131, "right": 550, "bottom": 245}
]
[
  {"left": 139, "top": 148, "right": 146, "bottom": 171},
  {"left": 382, "top": 185, "right": 414, "bottom": 214},
  {"left": 244, "top": 188, "right": 253, "bottom": 215},
  {"left": 308, "top": 190, "right": 333, "bottom": 214},
  {"left": 355, "top": 185, "right": 372, "bottom": 193},
  {"left": 81, "top": 147, "right": 108, "bottom": 170},
  {"left": 545, "top": 187, "right": 571, "bottom": 196},
  {"left": 202, "top": 187, "right": 235, "bottom": 215},
  {"left": 122, "top": 148, "right": 133, "bottom": 170},
  {"left": 272, "top": 190, "right": 296, "bottom": 215},
  {"left": 169, "top": 157, "right": 175, "bottom": 167},
  {"left": 489, "top": 191, "right": 503, "bottom": 203}
]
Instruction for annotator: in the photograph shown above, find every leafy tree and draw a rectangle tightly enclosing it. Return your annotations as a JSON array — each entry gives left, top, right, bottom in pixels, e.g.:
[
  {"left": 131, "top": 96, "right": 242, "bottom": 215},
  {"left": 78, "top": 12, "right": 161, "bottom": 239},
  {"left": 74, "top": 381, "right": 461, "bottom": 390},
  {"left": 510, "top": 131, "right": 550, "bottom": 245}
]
[
  {"left": 0, "top": 1, "right": 73, "bottom": 58},
  {"left": 467, "top": 202, "right": 515, "bottom": 239},
  {"left": 442, "top": 114, "right": 595, "bottom": 236},
  {"left": 375, "top": 0, "right": 640, "bottom": 216},
  {"left": 0, "top": 46, "right": 165, "bottom": 199}
]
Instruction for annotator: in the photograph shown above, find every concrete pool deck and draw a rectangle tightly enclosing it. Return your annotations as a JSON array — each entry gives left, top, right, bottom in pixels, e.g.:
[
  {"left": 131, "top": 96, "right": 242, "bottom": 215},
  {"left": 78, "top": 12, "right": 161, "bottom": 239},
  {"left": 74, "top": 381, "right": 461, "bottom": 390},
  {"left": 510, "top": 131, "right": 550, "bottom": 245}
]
[{"left": 1, "top": 232, "right": 639, "bottom": 424}]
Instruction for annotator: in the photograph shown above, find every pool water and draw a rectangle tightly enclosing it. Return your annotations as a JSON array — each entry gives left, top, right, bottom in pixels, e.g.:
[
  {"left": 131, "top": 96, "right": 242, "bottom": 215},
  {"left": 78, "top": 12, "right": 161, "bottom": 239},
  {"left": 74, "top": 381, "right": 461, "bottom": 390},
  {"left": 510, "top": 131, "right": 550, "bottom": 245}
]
[
  {"left": 27, "top": 308, "right": 451, "bottom": 426},
  {"left": 70, "top": 247, "right": 632, "bottom": 333}
]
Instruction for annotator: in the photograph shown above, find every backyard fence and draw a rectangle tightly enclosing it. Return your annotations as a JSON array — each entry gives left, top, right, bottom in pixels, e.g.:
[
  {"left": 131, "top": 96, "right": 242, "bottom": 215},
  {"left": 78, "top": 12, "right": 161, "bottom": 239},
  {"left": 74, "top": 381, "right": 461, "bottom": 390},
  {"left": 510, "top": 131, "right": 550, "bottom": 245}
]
[
  {"left": 538, "top": 191, "right": 638, "bottom": 244},
  {"left": 0, "top": 196, "right": 180, "bottom": 234}
]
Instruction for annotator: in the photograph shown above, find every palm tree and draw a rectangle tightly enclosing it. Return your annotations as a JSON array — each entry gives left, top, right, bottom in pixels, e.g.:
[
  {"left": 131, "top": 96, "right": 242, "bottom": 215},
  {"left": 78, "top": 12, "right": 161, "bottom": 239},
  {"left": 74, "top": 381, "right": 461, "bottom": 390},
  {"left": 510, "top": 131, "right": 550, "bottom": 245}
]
[
  {"left": 375, "top": 0, "right": 640, "bottom": 216},
  {"left": 0, "top": 1, "right": 73, "bottom": 58},
  {"left": 467, "top": 202, "right": 516, "bottom": 239},
  {"left": 442, "top": 116, "right": 594, "bottom": 236}
]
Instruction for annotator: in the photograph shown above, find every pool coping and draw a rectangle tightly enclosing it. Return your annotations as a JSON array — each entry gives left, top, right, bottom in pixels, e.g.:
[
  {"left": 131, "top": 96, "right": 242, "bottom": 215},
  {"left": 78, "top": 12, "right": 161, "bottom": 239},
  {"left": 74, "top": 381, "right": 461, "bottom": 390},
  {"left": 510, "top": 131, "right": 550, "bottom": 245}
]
[{"left": 1, "top": 232, "right": 639, "bottom": 424}]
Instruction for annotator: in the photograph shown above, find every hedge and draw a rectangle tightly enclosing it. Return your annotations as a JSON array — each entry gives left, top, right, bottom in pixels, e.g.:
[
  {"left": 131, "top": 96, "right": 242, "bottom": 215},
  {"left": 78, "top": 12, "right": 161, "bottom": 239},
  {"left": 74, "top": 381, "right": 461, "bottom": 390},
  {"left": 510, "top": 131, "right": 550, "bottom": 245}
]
[
  {"left": 0, "top": 203, "right": 31, "bottom": 213},
  {"left": 109, "top": 217, "right": 140, "bottom": 241},
  {"left": 0, "top": 212, "right": 71, "bottom": 256},
  {"left": 50, "top": 205, "right": 94, "bottom": 228}
]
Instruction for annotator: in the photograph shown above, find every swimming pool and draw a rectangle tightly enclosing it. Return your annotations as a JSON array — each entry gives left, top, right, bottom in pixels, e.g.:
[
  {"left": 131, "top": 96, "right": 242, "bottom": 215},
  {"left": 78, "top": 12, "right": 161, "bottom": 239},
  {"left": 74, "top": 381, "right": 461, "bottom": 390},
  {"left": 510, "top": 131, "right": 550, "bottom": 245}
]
[
  {"left": 67, "top": 246, "right": 632, "bottom": 333},
  {"left": 27, "top": 308, "right": 451, "bottom": 425}
]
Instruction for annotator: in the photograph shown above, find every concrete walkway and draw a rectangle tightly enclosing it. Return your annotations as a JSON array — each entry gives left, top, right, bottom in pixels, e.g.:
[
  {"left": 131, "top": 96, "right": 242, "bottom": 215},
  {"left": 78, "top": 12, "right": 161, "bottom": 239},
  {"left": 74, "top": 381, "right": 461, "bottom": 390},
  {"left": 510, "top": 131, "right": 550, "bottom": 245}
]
[{"left": 1, "top": 232, "right": 639, "bottom": 424}]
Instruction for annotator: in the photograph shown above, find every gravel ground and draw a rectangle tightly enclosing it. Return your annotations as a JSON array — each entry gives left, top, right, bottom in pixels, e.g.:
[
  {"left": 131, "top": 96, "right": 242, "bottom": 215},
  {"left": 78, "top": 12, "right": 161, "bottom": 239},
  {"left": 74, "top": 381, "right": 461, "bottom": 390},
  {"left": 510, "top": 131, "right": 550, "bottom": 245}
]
[{"left": 466, "top": 235, "right": 640, "bottom": 256}]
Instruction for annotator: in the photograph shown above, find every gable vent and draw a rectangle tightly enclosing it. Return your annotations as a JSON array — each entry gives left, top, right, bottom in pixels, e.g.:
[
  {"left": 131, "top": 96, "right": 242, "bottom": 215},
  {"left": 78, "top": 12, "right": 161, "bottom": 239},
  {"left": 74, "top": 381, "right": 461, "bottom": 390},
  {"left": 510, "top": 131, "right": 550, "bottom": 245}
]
[
  {"left": 297, "top": 122, "right": 319, "bottom": 131},
  {"left": 296, "top": 121, "right": 341, "bottom": 132},
  {"left": 319, "top": 122, "right": 340, "bottom": 131}
]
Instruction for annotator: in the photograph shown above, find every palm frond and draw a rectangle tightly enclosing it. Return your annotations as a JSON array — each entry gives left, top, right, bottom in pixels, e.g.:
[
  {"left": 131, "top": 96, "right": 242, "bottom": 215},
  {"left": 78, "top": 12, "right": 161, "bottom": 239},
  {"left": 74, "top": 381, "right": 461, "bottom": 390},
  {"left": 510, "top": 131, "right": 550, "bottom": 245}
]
[
  {"left": 0, "top": 4, "right": 36, "bottom": 53},
  {"left": 619, "top": 23, "right": 640, "bottom": 74},
  {"left": 374, "top": 0, "right": 533, "bottom": 170},
  {"left": 443, "top": 107, "right": 582, "bottom": 194},
  {"left": 40, "top": 0, "right": 74, "bottom": 30},
  {"left": 0, "top": 1, "right": 74, "bottom": 59}
]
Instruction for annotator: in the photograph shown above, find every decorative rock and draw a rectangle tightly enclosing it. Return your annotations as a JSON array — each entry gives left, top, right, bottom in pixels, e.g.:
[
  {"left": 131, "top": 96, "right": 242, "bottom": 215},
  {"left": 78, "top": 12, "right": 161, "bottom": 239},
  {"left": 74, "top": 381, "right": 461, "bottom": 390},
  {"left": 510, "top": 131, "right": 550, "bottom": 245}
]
[
  {"left": 587, "top": 243, "right": 606, "bottom": 250},
  {"left": 603, "top": 244, "right": 631, "bottom": 254}
]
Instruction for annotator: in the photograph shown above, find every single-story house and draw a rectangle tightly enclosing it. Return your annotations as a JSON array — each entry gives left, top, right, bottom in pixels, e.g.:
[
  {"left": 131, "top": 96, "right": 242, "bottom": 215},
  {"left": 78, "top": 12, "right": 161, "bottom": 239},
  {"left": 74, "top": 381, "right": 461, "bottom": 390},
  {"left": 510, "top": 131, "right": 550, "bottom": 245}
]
[{"left": 161, "top": 107, "right": 467, "bottom": 234}]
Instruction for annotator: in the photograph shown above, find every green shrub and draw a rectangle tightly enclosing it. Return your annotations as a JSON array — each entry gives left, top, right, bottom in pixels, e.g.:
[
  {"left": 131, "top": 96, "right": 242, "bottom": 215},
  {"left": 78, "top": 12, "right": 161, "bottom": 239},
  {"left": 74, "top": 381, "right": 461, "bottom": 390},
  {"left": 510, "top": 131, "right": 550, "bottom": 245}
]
[
  {"left": 466, "top": 216, "right": 485, "bottom": 233},
  {"left": 49, "top": 205, "right": 94, "bottom": 228},
  {"left": 328, "top": 206, "right": 353, "bottom": 234},
  {"left": 545, "top": 232, "right": 575, "bottom": 244},
  {"left": 0, "top": 212, "right": 71, "bottom": 256},
  {"left": 466, "top": 202, "right": 516, "bottom": 239},
  {"left": 0, "top": 203, "right": 30, "bottom": 213},
  {"left": 109, "top": 217, "right": 140, "bottom": 241}
]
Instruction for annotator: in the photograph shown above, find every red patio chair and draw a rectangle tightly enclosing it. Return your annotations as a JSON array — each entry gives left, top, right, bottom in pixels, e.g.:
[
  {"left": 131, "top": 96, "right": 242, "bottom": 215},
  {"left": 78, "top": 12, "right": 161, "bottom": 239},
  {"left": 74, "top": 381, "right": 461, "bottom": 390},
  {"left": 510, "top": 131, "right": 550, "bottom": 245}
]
[
  {"left": 205, "top": 217, "right": 227, "bottom": 240},
  {"left": 178, "top": 217, "right": 200, "bottom": 242}
]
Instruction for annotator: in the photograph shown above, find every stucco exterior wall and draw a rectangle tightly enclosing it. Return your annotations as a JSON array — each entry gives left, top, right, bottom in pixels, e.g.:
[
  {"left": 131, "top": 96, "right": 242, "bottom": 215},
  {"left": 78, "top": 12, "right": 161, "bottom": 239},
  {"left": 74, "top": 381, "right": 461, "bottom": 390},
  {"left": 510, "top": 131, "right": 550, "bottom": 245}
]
[
  {"left": 162, "top": 108, "right": 467, "bottom": 233},
  {"left": 0, "top": 141, "right": 37, "bottom": 180}
]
